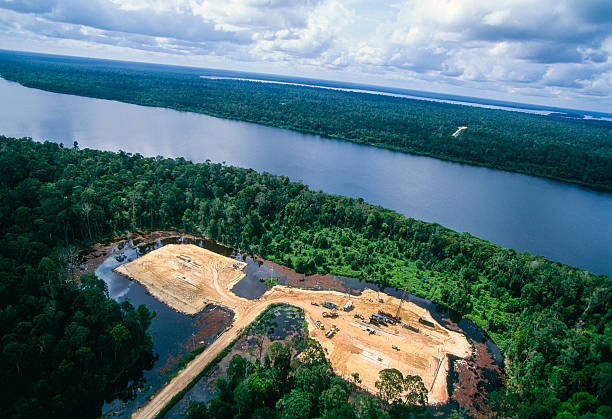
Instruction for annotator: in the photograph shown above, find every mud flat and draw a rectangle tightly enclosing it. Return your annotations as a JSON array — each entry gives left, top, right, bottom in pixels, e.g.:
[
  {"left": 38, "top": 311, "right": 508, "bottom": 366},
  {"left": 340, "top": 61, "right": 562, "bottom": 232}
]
[{"left": 120, "top": 244, "right": 471, "bottom": 418}]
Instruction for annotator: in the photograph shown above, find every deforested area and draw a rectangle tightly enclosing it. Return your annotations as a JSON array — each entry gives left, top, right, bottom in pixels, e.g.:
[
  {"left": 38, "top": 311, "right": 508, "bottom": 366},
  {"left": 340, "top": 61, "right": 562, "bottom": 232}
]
[{"left": 0, "top": 136, "right": 609, "bottom": 417}]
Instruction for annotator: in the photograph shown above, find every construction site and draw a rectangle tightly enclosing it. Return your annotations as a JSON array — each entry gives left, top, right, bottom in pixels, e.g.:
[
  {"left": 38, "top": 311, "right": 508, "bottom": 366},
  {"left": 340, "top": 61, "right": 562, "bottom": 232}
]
[{"left": 120, "top": 244, "right": 471, "bottom": 419}]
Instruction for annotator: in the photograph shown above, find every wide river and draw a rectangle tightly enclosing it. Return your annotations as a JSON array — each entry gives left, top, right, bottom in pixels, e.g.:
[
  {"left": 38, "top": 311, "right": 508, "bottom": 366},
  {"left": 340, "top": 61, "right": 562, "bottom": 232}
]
[{"left": 1, "top": 78, "right": 610, "bottom": 276}]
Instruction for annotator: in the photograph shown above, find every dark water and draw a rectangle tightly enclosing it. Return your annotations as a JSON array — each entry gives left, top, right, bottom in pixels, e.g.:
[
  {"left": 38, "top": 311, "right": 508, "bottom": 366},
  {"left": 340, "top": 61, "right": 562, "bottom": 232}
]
[
  {"left": 165, "top": 304, "right": 306, "bottom": 418},
  {"left": 99, "top": 235, "right": 501, "bottom": 415},
  {"left": 96, "top": 237, "right": 271, "bottom": 417},
  {"left": 0, "top": 78, "right": 610, "bottom": 276}
]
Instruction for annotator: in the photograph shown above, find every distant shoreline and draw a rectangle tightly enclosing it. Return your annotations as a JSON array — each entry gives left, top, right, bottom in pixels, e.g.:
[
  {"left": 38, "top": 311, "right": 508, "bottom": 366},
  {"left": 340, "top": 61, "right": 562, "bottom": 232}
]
[{"left": 200, "top": 75, "right": 612, "bottom": 121}]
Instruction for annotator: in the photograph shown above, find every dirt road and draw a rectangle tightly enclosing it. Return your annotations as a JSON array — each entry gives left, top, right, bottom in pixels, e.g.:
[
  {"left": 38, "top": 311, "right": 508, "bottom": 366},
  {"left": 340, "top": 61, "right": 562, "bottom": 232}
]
[{"left": 129, "top": 245, "right": 470, "bottom": 418}]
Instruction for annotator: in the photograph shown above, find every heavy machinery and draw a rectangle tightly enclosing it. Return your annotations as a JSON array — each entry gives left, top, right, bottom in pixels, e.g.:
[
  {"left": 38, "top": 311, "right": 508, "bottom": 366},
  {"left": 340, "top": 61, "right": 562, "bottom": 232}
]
[
  {"left": 378, "top": 310, "right": 400, "bottom": 324},
  {"left": 394, "top": 281, "right": 410, "bottom": 320},
  {"left": 322, "top": 301, "right": 337, "bottom": 310},
  {"left": 418, "top": 317, "right": 435, "bottom": 328},
  {"left": 325, "top": 325, "right": 339, "bottom": 338},
  {"left": 370, "top": 313, "right": 387, "bottom": 325}
]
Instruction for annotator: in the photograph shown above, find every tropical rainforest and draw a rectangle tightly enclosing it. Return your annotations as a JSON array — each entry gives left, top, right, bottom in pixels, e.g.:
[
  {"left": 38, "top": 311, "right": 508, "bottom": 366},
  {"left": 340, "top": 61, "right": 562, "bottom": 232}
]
[
  {"left": 0, "top": 136, "right": 609, "bottom": 417},
  {"left": 0, "top": 50, "right": 611, "bottom": 191}
]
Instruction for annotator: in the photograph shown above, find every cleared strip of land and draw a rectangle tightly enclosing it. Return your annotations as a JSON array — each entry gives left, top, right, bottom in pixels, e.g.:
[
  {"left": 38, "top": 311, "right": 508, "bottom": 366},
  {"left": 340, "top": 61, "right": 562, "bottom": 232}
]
[
  {"left": 452, "top": 126, "right": 468, "bottom": 137},
  {"left": 124, "top": 245, "right": 470, "bottom": 418}
]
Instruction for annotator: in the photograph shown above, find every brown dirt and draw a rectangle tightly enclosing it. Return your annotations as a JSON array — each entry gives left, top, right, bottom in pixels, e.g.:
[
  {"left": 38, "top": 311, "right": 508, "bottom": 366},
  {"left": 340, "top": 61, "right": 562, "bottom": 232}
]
[
  {"left": 115, "top": 244, "right": 247, "bottom": 315},
  {"left": 77, "top": 230, "right": 202, "bottom": 280},
  {"left": 450, "top": 340, "right": 502, "bottom": 418},
  {"left": 264, "top": 259, "right": 354, "bottom": 293},
  {"left": 125, "top": 244, "right": 472, "bottom": 419}
]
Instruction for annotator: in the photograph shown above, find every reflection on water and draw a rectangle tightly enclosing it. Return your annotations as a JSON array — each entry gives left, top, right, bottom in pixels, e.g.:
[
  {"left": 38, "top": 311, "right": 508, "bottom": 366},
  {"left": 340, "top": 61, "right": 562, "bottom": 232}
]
[
  {"left": 98, "top": 235, "right": 504, "bottom": 416},
  {"left": 0, "top": 77, "right": 610, "bottom": 275},
  {"left": 98, "top": 238, "right": 235, "bottom": 418}
]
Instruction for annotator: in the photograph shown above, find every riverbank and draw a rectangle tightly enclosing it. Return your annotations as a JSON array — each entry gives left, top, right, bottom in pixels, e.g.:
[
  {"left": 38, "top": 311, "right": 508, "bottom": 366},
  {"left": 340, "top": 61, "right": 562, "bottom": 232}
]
[{"left": 1, "top": 51, "right": 610, "bottom": 191}]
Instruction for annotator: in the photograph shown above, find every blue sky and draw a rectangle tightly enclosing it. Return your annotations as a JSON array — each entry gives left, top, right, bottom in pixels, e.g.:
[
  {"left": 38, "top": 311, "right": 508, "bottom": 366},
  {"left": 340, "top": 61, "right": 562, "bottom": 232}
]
[{"left": 1, "top": 0, "right": 611, "bottom": 112}]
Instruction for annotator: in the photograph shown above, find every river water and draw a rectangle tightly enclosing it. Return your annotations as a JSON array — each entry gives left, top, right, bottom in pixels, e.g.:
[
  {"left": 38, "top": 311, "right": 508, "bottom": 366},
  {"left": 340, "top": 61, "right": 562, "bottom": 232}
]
[{"left": 0, "top": 78, "right": 610, "bottom": 276}]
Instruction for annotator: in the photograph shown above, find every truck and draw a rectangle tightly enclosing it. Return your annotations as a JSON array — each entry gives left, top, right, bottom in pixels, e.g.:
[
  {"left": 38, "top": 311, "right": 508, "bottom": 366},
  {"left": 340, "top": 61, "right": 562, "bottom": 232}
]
[
  {"left": 322, "top": 311, "right": 338, "bottom": 318},
  {"left": 325, "top": 325, "right": 339, "bottom": 338},
  {"left": 418, "top": 317, "right": 435, "bottom": 328},
  {"left": 343, "top": 300, "right": 353, "bottom": 311},
  {"left": 370, "top": 313, "right": 387, "bottom": 325},
  {"left": 322, "top": 301, "right": 337, "bottom": 310}
]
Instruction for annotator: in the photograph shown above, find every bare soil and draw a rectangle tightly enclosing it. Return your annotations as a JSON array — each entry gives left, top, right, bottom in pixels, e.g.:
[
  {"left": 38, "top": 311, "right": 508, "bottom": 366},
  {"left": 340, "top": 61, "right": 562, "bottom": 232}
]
[
  {"left": 124, "top": 244, "right": 471, "bottom": 419},
  {"left": 166, "top": 305, "right": 306, "bottom": 418},
  {"left": 114, "top": 244, "right": 247, "bottom": 315},
  {"left": 78, "top": 230, "right": 201, "bottom": 279}
]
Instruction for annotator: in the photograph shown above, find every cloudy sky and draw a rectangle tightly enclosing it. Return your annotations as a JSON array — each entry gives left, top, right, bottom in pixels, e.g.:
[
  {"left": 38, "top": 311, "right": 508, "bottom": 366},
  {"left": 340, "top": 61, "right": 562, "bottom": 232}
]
[{"left": 1, "top": 0, "right": 611, "bottom": 112}]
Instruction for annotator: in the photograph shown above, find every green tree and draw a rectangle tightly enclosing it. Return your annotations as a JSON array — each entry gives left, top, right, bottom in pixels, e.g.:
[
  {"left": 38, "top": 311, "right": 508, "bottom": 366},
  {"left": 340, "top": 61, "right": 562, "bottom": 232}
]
[
  {"left": 375, "top": 368, "right": 406, "bottom": 405},
  {"left": 185, "top": 400, "right": 208, "bottom": 419},
  {"left": 276, "top": 389, "right": 313, "bottom": 419},
  {"left": 403, "top": 374, "right": 428, "bottom": 407}
]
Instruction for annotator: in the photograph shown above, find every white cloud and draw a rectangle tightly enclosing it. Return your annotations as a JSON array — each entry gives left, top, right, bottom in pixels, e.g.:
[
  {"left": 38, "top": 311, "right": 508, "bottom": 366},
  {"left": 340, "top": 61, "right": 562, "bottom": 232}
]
[{"left": 0, "top": 0, "right": 610, "bottom": 110}]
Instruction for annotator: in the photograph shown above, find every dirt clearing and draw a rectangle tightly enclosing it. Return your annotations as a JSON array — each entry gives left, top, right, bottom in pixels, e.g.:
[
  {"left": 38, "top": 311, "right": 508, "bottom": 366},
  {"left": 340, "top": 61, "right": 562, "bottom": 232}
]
[
  {"left": 123, "top": 245, "right": 471, "bottom": 418},
  {"left": 452, "top": 126, "right": 468, "bottom": 137},
  {"left": 115, "top": 244, "right": 247, "bottom": 315}
]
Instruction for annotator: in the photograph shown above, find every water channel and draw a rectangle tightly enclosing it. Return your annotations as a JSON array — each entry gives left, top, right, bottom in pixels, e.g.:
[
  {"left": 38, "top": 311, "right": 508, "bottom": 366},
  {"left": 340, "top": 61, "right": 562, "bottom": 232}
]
[{"left": 1, "top": 66, "right": 607, "bottom": 418}]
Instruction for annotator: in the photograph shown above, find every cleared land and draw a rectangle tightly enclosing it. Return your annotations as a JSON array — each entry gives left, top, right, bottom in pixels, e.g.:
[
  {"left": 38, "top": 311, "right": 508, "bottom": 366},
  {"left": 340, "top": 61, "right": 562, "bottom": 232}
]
[
  {"left": 452, "top": 126, "right": 468, "bottom": 137},
  {"left": 125, "top": 245, "right": 470, "bottom": 418},
  {"left": 115, "top": 244, "right": 247, "bottom": 314}
]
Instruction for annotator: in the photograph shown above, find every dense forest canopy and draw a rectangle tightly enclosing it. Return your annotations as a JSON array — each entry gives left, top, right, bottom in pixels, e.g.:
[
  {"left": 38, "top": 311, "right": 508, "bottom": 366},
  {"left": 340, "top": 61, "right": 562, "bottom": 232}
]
[
  {"left": 0, "top": 143, "right": 155, "bottom": 416},
  {"left": 0, "top": 136, "right": 609, "bottom": 417},
  {"left": 0, "top": 51, "right": 611, "bottom": 191}
]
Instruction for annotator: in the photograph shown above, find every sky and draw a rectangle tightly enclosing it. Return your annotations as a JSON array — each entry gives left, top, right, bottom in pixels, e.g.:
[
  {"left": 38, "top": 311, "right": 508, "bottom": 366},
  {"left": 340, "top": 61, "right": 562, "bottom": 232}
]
[{"left": 1, "top": 0, "right": 611, "bottom": 112}]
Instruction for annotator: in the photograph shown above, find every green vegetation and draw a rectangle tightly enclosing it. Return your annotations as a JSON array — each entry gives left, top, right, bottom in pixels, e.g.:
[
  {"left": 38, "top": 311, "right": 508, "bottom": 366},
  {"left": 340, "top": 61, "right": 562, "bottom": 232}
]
[
  {"left": 0, "top": 139, "right": 156, "bottom": 417},
  {"left": 0, "top": 257, "right": 154, "bottom": 415},
  {"left": 1, "top": 136, "right": 610, "bottom": 417},
  {"left": 260, "top": 276, "right": 278, "bottom": 287},
  {"left": 0, "top": 51, "right": 611, "bottom": 190},
  {"left": 153, "top": 303, "right": 288, "bottom": 419},
  {"left": 185, "top": 339, "right": 429, "bottom": 419}
]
